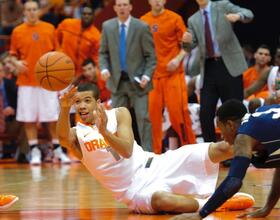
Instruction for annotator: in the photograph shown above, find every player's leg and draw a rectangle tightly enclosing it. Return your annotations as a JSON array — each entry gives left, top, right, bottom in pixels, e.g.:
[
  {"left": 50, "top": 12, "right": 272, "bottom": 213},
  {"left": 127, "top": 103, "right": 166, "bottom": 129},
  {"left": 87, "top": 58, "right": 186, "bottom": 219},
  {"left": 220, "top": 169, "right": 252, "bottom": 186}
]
[
  {"left": 16, "top": 86, "right": 41, "bottom": 165},
  {"left": 208, "top": 141, "right": 234, "bottom": 163},
  {"left": 151, "top": 191, "right": 199, "bottom": 213},
  {"left": 39, "top": 88, "right": 70, "bottom": 163}
]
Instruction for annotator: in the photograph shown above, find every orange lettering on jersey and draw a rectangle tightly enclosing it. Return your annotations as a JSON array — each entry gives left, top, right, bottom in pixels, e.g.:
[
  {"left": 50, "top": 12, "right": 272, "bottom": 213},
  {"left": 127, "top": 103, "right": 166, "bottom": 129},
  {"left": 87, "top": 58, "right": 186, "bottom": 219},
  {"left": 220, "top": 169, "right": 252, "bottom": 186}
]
[
  {"left": 84, "top": 138, "right": 110, "bottom": 152},
  {"left": 99, "top": 139, "right": 107, "bottom": 148},
  {"left": 84, "top": 142, "right": 93, "bottom": 152},
  {"left": 91, "top": 139, "right": 99, "bottom": 150}
]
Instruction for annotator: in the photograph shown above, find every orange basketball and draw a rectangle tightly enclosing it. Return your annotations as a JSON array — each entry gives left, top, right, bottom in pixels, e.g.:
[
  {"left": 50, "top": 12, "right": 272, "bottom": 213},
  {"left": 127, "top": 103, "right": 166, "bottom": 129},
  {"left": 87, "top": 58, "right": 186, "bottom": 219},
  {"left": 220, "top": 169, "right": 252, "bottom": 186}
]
[{"left": 35, "top": 51, "right": 75, "bottom": 91}]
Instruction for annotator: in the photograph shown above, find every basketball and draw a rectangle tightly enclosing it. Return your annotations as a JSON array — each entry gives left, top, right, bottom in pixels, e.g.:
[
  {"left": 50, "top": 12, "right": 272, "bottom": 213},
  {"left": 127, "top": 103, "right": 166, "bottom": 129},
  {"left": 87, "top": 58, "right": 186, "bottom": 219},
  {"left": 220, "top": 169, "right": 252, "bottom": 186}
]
[{"left": 35, "top": 51, "right": 75, "bottom": 91}]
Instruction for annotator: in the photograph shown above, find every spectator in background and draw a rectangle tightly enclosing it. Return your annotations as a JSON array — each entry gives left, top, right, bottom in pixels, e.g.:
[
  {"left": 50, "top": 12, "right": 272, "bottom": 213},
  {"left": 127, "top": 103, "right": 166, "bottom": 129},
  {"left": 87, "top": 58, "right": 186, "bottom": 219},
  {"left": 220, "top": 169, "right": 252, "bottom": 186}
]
[
  {"left": 244, "top": 46, "right": 280, "bottom": 112},
  {"left": 243, "top": 44, "right": 271, "bottom": 100},
  {"left": 10, "top": 0, "right": 70, "bottom": 165},
  {"left": 182, "top": 0, "right": 253, "bottom": 142},
  {"left": 0, "top": 56, "right": 29, "bottom": 163},
  {"left": 0, "top": 0, "right": 23, "bottom": 35},
  {"left": 242, "top": 44, "right": 255, "bottom": 68},
  {"left": 56, "top": 3, "right": 100, "bottom": 75},
  {"left": 141, "top": 0, "right": 196, "bottom": 154},
  {"left": 80, "top": 58, "right": 111, "bottom": 103},
  {"left": 99, "top": 0, "right": 156, "bottom": 151}
]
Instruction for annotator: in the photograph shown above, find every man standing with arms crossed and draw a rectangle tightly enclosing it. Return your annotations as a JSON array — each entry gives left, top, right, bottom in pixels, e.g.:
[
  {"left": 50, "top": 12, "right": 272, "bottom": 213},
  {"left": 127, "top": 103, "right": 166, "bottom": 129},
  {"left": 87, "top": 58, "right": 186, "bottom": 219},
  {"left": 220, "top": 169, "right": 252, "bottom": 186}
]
[{"left": 141, "top": 0, "right": 196, "bottom": 154}]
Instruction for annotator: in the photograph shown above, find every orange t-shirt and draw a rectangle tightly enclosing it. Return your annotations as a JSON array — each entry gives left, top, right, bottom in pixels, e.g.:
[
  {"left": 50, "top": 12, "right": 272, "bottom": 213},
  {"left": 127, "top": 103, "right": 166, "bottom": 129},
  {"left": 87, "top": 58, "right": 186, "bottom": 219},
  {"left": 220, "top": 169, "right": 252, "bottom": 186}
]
[
  {"left": 141, "top": 10, "right": 186, "bottom": 78},
  {"left": 10, "top": 21, "right": 57, "bottom": 86},
  {"left": 243, "top": 66, "right": 269, "bottom": 98},
  {"left": 56, "top": 19, "right": 101, "bottom": 75}
]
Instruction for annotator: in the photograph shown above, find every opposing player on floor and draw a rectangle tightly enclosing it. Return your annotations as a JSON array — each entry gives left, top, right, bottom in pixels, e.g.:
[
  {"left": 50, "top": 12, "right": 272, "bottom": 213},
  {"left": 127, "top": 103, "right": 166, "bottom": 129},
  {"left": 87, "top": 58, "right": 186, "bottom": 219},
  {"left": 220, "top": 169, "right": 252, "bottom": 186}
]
[{"left": 171, "top": 99, "right": 280, "bottom": 219}]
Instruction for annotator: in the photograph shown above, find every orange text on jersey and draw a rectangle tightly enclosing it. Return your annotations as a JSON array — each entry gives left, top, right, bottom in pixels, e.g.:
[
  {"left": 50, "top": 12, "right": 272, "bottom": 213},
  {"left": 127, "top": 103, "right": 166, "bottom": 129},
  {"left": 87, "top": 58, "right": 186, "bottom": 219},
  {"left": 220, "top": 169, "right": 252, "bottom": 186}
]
[{"left": 84, "top": 138, "right": 109, "bottom": 152}]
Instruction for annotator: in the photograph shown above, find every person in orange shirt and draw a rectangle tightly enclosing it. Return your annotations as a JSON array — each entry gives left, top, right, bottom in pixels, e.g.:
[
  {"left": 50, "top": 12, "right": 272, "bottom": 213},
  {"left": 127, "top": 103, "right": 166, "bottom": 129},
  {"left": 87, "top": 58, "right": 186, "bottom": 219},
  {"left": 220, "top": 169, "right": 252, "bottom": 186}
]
[
  {"left": 80, "top": 58, "right": 111, "bottom": 104},
  {"left": 10, "top": 0, "right": 70, "bottom": 165},
  {"left": 243, "top": 44, "right": 271, "bottom": 100},
  {"left": 141, "top": 0, "right": 196, "bottom": 154},
  {"left": 56, "top": 3, "right": 100, "bottom": 76}
]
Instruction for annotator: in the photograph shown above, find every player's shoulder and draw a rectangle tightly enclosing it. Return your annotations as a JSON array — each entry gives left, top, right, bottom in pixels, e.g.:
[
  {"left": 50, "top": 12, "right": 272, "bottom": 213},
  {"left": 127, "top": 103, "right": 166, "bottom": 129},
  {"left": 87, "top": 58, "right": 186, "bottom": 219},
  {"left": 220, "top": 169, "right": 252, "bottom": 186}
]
[
  {"left": 164, "top": 9, "right": 182, "bottom": 18},
  {"left": 59, "top": 18, "right": 78, "bottom": 26},
  {"left": 140, "top": 11, "right": 152, "bottom": 21},
  {"left": 114, "top": 107, "right": 131, "bottom": 120},
  {"left": 39, "top": 21, "right": 55, "bottom": 30}
]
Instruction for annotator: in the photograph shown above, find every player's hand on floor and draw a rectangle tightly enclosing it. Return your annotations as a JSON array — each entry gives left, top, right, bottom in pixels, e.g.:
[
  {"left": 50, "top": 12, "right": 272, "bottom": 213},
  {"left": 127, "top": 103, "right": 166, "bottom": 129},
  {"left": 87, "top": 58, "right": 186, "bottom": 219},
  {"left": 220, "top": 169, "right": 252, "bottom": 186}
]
[
  {"left": 59, "top": 86, "right": 77, "bottom": 108},
  {"left": 237, "top": 207, "right": 270, "bottom": 218},
  {"left": 170, "top": 213, "right": 202, "bottom": 220}
]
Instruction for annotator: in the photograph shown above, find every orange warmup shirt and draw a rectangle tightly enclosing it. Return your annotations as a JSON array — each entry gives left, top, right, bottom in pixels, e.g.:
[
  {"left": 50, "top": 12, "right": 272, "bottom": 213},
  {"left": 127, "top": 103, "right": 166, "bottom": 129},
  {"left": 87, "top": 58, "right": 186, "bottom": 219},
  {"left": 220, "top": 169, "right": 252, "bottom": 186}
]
[
  {"left": 141, "top": 10, "right": 196, "bottom": 154},
  {"left": 243, "top": 66, "right": 269, "bottom": 99},
  {"left": 56, "top": 19, "right": 101, "bottom": 75},
  {"left": 10, "top": 21, "right": 57, "bottom": 86}
]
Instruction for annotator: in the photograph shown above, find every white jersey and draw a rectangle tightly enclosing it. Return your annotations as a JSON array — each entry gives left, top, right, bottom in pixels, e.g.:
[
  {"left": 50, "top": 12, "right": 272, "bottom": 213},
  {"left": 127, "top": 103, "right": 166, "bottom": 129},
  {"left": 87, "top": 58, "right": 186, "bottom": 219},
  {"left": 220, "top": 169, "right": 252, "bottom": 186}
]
[
  {"left": 76, "top": 109, "right": 148, "bottom": 200},
  {"left": 267, "top": 66, "right": 279, "bottom": 95}
]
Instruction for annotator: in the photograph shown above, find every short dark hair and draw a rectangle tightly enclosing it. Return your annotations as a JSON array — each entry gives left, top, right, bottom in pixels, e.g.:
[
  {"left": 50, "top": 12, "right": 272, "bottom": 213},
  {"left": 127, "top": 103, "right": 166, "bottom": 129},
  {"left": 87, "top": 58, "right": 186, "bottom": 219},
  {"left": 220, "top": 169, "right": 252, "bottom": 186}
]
[
  {"left": 77, "top": 83, "right": 100, "bottom": 100},
  {"left": 82, "top": 58, "right": 96, "bottom": 67},
  {"left": 216, "top": 99, "right": 247, "bottom": 122},
  {"left": 257, "top": 44, "right": 271, "bottom": 53}
]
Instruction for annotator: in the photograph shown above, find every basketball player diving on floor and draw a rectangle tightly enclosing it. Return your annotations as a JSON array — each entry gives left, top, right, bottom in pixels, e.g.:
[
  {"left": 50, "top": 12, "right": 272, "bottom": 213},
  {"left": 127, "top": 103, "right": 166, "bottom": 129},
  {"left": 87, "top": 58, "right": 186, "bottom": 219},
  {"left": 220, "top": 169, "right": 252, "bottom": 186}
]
[
  {"left": 171, "top": 99, "right": 280, "bottom": 220},
  {"left": 57, "top": 83, "right": 252, "bottom": 214}
]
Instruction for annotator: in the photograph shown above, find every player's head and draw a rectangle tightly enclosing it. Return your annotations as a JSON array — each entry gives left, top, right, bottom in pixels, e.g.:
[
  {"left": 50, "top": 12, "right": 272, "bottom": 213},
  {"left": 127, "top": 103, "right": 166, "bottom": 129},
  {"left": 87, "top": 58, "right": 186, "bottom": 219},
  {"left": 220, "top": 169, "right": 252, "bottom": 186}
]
[
  {"left": 24, "top": 0, "right": 40, "bottom": 25},
  {"left": 216, "top": 99, "right": 248, "bottom": 144},
  {"left": 74, "top": 83, "right": 100, "bottom": 124},
  {"left": 81, "top": 3, "right": 94, "bottom": 28},
  {"left": 254, "top": 44, "right": 271, "bottom": 66},
  {"left": 114, "top": 0, "right": 132, "bottom": 22},
  {"left": 148, "top": 0, "right": 166, "bottom": 13},
  {"left": 82, "top": 58, "right": 97, "bottom": 82}
]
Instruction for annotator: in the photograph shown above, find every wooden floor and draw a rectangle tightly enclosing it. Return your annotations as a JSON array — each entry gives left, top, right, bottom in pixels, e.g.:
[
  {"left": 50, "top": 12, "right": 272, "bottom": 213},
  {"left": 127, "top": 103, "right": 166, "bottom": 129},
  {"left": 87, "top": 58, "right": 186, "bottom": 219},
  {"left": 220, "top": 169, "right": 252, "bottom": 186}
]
[{"left": 0, "top": 162, "right": 279, "bottom": 220}]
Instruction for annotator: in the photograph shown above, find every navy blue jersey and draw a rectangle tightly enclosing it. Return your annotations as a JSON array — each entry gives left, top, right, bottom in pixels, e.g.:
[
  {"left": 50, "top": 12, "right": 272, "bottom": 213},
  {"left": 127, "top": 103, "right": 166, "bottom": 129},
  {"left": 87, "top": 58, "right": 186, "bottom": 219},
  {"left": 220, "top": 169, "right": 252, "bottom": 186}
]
[{"left": 238, "top": 104, "right": 280, "bottom": 155}]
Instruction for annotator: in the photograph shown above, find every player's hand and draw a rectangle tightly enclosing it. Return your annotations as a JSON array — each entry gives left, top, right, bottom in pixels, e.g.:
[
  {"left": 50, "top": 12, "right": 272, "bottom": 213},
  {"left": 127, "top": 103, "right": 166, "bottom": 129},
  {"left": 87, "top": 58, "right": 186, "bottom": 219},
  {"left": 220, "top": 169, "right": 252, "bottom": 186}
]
[
  {"left": 59, "top": 86, "right": 77, "bottom": 108},
  {"left": 93, "top": 101, "right": 108, "bottom": 134},
  {"left": 237, "top": 207, "right": 271, "bottom": 218},
  {"left": 225, "top": 13, "right": 240, "bottom": 23},
  {"left": 169, "top": 213, "right": 202, "bottom": 220},
  {"left": 3, "top": 106, "right": 15, "bottom": 116},
  {"left": 140, "top": 76, "right": 148, "bottom": 89},
  {"left": 101, "top": 70, "right": 111, "bottom": 81},
  {"left": 15, "top": 60, "right": 28, "bottom": 73},
  {"left": 182, "top": 32, "right": 192, "bottom": 43},
  {"left": 166, "top": 58, "right": 180, "bottom": 72}
]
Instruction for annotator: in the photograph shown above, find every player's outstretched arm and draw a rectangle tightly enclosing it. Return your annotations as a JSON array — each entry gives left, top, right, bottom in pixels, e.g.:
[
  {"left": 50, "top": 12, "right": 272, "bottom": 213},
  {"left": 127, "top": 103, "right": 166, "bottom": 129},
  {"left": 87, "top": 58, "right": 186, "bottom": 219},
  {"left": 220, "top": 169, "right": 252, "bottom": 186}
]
[
  {"left": 57, "top": 86, "right": 82, "bottom": 159},
  {"left": 238, "top": 168, "right": 280, "bottom": 218},
  {"left": 94, "top": 105, "right": 134, "bottom": 158}
]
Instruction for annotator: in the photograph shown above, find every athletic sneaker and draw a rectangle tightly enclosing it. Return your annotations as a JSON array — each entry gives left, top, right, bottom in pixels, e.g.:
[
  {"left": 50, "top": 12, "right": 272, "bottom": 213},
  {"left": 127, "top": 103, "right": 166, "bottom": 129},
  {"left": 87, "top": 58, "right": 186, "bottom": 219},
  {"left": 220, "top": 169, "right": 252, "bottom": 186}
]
[
  {"left": 53, "top": 147, "right": 71, "bottom": 164},
  {"left": 0, "top": 195, "right": 19, "bottom": 211},
  {"left": 30, "top": 147, "right": 42, "bottom": 165},
  {"left": 217, "top": 192, "right": 255, "bottom": 211}
]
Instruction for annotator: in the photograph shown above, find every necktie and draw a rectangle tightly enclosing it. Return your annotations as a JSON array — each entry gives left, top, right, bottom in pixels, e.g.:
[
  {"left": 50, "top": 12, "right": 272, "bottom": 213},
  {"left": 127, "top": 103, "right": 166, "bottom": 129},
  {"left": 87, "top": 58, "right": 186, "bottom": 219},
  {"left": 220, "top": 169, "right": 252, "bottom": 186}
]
[
  {"left": 203, "top": 10, "right": 215, "bottom": 58},
  {"left": 0, "top": 87, "right": 5, "bottom": 133},
  {"left": 119, "top": 23, "right": 127, "bottom": 71}
]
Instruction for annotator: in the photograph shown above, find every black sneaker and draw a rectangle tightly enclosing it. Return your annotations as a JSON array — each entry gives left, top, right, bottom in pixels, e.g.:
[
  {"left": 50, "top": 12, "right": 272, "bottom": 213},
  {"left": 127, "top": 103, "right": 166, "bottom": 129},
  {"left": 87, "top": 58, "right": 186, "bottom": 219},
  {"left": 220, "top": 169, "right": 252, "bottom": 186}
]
[{"left": 17, "top": 153, "right": 29, "bottom": 164}]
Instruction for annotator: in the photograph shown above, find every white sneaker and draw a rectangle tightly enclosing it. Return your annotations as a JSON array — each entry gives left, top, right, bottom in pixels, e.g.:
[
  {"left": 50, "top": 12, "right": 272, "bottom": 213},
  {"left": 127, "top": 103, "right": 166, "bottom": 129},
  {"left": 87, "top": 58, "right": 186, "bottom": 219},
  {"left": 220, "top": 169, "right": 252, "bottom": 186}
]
[
  {"left": 30, "top": 147, "right": 42, "bottom": 165},
  {"left": 53, "top": 147, "right": 71, "bottom": 164}
]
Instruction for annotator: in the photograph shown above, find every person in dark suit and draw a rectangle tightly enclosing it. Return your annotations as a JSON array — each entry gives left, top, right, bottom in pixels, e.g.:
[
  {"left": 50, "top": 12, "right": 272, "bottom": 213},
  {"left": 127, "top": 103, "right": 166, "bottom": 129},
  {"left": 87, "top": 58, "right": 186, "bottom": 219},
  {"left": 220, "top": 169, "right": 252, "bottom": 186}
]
[
  {"left": 182, "top": 0, "right": 253, "bottom": 142},
  {"left": 0, "top": 61, "right": 28, "bottom": 162},
  {"left": 99, "top": 0, "right": 156, "bottom": 151}
]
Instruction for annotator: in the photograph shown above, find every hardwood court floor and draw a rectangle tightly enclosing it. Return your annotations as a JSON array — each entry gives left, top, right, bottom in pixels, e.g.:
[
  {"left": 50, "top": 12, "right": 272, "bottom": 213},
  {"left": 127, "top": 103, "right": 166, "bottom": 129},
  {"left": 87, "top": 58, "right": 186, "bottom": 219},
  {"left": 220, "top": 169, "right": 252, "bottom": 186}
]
[{"left": 0, "top": 162, "right": 279, "bottom": 220}]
